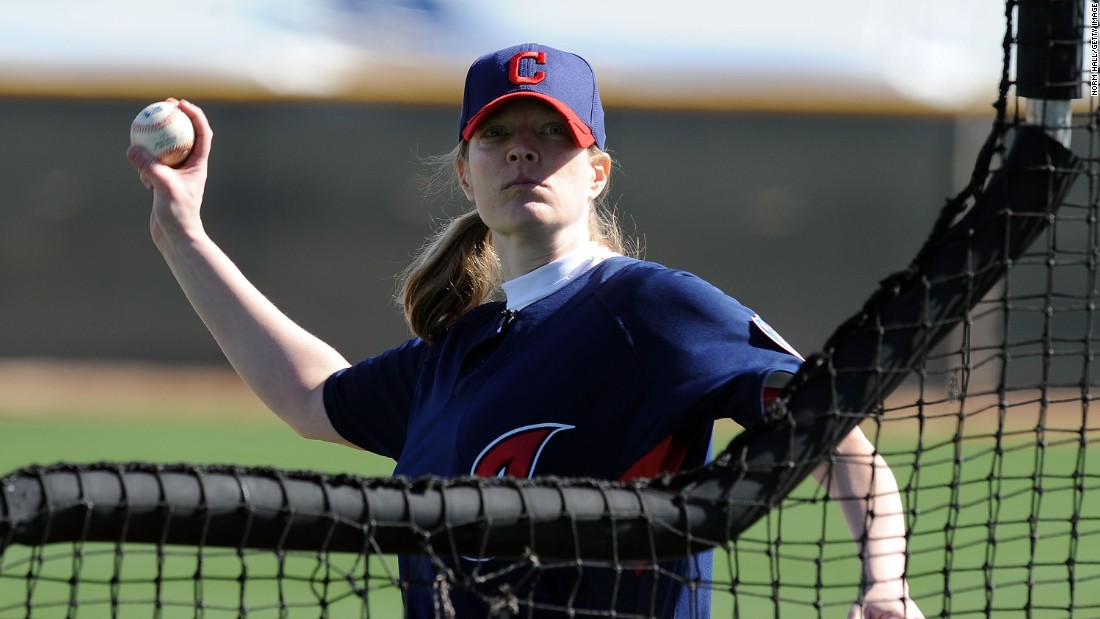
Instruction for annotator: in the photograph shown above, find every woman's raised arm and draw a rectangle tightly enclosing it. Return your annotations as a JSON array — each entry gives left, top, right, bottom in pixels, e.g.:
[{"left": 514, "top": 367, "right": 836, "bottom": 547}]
[{"left": 126, "top": 99, "right": 353, "bottom": 447}]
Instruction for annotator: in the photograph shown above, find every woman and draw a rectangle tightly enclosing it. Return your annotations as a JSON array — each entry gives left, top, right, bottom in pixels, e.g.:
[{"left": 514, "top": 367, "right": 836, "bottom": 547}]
[{"left": 128, "top": 44, "right": 924, "bottom": 618}]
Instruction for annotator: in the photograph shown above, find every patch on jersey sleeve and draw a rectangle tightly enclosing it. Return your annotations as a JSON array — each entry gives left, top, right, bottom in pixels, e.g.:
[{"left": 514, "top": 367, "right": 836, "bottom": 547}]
[{"left": 751, "top": 314, "right": 804, "bottom": 361}]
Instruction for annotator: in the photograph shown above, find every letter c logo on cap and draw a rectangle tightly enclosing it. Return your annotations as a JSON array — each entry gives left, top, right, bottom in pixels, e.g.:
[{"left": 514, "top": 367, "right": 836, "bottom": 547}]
[{"left": 509, "top": 51, "right": 547, "bottom": 85}]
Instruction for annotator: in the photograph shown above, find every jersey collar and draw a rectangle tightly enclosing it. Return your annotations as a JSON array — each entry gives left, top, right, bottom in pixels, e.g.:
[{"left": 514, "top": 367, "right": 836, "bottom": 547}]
[{"left": 502, "top": 242, "right": 619, "bottom": 311}]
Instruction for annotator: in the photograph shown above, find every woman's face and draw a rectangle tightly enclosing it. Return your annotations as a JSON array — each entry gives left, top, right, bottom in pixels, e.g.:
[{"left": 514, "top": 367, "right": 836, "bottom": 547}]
[{"left": 457, "top": 99, "right": 609, "bottom": 247}]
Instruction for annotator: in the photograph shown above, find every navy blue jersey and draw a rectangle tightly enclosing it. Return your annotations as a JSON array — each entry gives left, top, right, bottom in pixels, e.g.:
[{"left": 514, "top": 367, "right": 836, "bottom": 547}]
[{"left": 324, "top": 257, "right": 803, "bottom": 617}]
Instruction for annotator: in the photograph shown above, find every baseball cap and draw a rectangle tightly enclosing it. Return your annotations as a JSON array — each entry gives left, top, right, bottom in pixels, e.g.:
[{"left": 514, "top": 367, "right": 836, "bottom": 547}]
[{"left": 459, "top": 43, "right": 606, "bottom": 150}]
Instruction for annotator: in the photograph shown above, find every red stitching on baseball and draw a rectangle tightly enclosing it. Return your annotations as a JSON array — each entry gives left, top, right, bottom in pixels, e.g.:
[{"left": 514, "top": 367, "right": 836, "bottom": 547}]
[
  {"left": 161, "top": 144, "right": 193, "bottom": 155},
  {"left": 157, "top": 143, "right": 193, "bottom": 165},
  {"left": 131, "top": 105, "right": 183, "bottom": 134}
]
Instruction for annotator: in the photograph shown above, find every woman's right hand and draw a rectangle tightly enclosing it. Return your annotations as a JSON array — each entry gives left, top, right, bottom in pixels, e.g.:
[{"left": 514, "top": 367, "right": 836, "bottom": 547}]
[{"left": 125, "top": 98, "right": 213, "bottom": 253}]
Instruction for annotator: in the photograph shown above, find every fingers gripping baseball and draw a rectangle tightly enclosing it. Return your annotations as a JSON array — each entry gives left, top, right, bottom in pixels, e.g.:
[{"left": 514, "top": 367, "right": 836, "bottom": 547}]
[{"left": 126, "top": 99, "right": 213, "bottom": 250}]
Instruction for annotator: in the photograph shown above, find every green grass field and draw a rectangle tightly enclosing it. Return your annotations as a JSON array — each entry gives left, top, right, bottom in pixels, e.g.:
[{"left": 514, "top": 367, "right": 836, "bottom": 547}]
[{"left": 2, "top": 401, "right": 1097, "bottom": 617}]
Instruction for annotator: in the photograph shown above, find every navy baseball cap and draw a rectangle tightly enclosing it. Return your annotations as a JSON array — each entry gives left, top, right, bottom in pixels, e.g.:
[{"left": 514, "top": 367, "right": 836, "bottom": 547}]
[{"left": 459, "top": 43, "right": 606, "bottom": 150}]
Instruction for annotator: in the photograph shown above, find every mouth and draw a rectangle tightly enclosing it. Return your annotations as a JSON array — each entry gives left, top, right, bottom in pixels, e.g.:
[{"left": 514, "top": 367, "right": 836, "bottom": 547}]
[{"left": 504, "top": 177, "right": 542, "bottom": 190}]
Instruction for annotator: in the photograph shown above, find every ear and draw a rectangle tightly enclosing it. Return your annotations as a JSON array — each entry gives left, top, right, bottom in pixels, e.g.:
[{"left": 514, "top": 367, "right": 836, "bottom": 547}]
[
  {"left": 456, "top": 157, "right": 475, "bottom": 202},
  {"left": 590, "top": 150, "right": 611, "bottom": 197}
]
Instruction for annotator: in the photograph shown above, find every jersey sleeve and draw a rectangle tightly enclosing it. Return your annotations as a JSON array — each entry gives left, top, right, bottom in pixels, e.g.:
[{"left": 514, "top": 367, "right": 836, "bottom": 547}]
[
  {"left": 600, "top": 263, "right": 804, "bottom": 428},
  {"left": 323, "top": 337, "right": 428, "bottom": 459}
]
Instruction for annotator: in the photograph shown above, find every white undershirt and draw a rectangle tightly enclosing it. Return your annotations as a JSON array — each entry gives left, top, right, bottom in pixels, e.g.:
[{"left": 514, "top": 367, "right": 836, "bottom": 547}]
[{"left": 502, "top": 242, "right": 620, "bottom": 311}]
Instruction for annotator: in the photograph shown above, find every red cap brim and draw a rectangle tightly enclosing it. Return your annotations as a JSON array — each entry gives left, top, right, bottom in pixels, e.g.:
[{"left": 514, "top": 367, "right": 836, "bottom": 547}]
[{"left": 460, "top": 91, "right": 595, "bottom": 148}]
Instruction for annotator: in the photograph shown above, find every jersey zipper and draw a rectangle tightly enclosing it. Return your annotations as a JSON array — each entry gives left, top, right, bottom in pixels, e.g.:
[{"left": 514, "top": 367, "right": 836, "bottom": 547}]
[{"left": 498, "top": 309, "right": 517, "bottom": 335}]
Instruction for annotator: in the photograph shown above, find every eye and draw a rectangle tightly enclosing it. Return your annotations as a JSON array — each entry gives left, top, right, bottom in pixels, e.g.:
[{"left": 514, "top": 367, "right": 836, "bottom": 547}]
[
  {"left": 542, "top": 122, "right": 568, "bottom": 136},
  {"left": 481, "top": 125, "right": 507, "bottom": 139}
]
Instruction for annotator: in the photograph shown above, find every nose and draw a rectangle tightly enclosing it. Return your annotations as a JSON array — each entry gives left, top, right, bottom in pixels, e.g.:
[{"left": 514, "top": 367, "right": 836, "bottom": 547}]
[{"left": 506, "top": 134, "right": 538, "bottom": 163}]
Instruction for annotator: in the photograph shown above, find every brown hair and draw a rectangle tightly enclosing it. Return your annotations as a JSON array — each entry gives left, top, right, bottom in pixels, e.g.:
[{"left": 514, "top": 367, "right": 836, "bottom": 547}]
[{"left": 400, "top": 142, "right": 630, "bottom": 343}]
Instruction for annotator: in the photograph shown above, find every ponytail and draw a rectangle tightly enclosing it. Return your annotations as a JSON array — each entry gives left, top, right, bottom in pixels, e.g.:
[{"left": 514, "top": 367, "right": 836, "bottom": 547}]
[{"left": 399, "top": 209, "right": 500, "bottom": 343}]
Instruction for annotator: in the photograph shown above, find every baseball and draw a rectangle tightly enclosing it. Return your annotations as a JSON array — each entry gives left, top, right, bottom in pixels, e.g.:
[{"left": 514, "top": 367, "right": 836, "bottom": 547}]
[{"left": 130, "top": 100, "right": 195, "bottom": 167}]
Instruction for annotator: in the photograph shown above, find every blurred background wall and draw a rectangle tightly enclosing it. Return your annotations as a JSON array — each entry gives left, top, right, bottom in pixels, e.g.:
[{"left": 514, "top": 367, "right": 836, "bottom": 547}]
[{"left": 0, "top": 0, "right": 1008, "bottom": 367}]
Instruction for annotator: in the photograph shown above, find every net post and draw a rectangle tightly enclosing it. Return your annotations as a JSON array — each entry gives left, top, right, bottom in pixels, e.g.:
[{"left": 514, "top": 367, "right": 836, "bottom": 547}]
[{"left": 1017, "top": 0, "right": 1085, "bottom": 100}]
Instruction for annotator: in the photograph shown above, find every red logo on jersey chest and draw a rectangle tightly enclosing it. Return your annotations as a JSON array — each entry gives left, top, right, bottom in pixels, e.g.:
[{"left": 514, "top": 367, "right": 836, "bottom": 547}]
[
  {"left": 471, "top": 423, "right": 573, "bottom": 478},
  {"left": 509, "top": 51, "right": 547, "bottom": 85}
]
